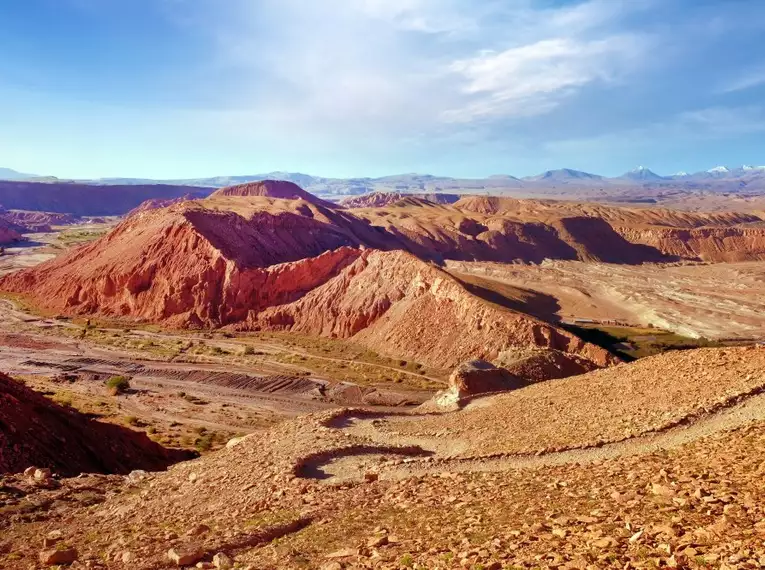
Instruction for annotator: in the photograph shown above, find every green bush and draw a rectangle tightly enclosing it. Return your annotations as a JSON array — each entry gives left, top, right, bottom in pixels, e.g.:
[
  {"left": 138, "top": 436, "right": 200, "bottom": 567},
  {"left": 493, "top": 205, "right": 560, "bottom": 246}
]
[{"left": 105, "top": 376, "right": 131, "bottom": 395}]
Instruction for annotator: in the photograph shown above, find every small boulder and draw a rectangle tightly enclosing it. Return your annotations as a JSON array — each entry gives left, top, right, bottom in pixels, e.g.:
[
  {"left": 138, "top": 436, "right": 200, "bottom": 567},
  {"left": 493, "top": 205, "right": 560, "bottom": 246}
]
[
  {"left": 168, "top": 545, "right": 204, "bottom": 566},
  {"left": 213, "top": 552, "right": 234, "bottom": 569},
  {"left": 33, "top": 468, "right": 53, "bottom": 482},
  {"left": 428, "top": 360, "right": 526, "bottom": 409},
  {"left": 39, "top": 547, "right": 78, "bottom": 566},
  {"left": 364, "top": 471, "right": 379, "bottom": 483}
]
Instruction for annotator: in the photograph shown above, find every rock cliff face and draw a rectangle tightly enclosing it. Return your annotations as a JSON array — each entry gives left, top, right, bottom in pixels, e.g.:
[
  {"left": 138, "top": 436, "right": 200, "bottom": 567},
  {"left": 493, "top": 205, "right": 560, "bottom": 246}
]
[
  {"left": 0, "top": 220, "right": 22, "bottom": 244},
  {"left": 453, "top": 195, "right": 765, "bottom": 262},
  {"left": 613, "top": 226, "right": 765, "bottom": 262},
  {"left": 0, "top": 373, "right": 192, "bottom": 475}
]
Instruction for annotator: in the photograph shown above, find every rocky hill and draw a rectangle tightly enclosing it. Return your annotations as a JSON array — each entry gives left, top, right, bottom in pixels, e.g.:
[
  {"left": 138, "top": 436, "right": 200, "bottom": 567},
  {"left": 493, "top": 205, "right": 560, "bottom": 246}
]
[
  {"left": 0, "top": 220, "right": 22, "bottom": 245},
  {"left": 0, "top": 194, "right": 614, "bottom": 369},
  {"left": 341, "top": 191, "right": 460, "bottom": 208},
  {"left": 209, "top": 180, "right": 335, "bottom": 208},
  {"left": 453, "top": 195, "right": 765, "bottom": 262},
  {"left": 255, "top": 249, "right": 614, "bottom": 368},
  {"left": 0, "top": 372, "right": 192, "bottom": 476}
]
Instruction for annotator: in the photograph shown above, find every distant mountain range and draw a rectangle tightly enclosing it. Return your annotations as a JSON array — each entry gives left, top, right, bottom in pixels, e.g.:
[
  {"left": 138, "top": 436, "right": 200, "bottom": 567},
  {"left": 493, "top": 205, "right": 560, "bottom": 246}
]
[
  {"left": 3, "top": 164, "right": 765, "bottom": 199},
  {"left": 0, "top": 167, "right": 37, "bottom": 181}
]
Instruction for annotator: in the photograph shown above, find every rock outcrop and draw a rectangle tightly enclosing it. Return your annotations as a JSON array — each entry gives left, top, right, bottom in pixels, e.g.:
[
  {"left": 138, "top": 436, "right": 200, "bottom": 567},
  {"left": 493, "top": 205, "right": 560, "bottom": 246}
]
[
  {"left": 210, "top": 180, "right": 336, "bottom": 208},
  {"left": 0, "top": 210, "right": 78, "bottom": 232},
  {"left": 0, "top": 373, "right": 193, "bottom": 475},
  {"left": 432, "top": 360, "right": 527, "bottom": 409},
  {"left": 0, "top": 219, "right": 22, "bottom": 244}
]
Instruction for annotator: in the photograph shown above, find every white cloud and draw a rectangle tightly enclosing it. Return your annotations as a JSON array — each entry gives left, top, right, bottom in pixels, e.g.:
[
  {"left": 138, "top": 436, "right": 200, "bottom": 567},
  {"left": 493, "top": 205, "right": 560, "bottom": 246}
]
[
  {"left": 167, "top": 0, "right": 655, "bottom": 143},
  {"left": 444, "top": 34, "right": 647, "bottom": 122}
]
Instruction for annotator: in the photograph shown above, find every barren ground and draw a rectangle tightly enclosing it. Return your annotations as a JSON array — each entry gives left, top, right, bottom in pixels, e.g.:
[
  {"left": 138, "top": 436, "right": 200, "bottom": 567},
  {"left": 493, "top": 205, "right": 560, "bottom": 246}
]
[{"left": 447, "top": 259, "right": 765, "bottom": 340}]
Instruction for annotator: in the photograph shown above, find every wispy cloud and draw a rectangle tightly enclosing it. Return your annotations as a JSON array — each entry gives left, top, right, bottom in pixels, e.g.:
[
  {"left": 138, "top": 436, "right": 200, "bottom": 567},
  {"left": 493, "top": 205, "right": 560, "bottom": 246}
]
[
  {"left": 174, "top": 0, "right": 654, "bottom": 139},
  {"left": 721, "top": 66, "right": 765, "bottom": 93},
  {"left": 444, "top": 34, "right": 647, "bottom": 122}
]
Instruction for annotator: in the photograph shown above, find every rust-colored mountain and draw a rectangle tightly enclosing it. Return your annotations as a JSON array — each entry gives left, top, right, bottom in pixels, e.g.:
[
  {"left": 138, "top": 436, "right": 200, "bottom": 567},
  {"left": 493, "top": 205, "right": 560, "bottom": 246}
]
[
  {"left": 453, "top": 196, "right": 765, "bottom": 262},
  {"left": 7, "top": 183, "right": 765, "bottom": 369},
  {"left": 210, "top": 180, "right": 336, "bottom": 208},
  {"left": 341, "top": 191, "right": 460, "bottom": 208},
  {"left": 0, "top": 372, "right": 192, "bottom": 475},
  {"left": 0, "top": 190, "right": 616, "bottom": 369}
]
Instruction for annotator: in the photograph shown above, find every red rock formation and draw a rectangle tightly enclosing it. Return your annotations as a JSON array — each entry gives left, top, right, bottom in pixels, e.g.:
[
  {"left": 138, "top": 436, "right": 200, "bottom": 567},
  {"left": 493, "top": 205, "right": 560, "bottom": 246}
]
[
  {"left": 341, "top": 192, "right": 460, "bottom": 208},
  {"left": 613, "top": 226, "right": 765, "bottom": 262},
  {"left": 256, "top": 249, "right": 616, "bottom": 369},
  {"left": 0, "top": 372, "right": 192, "bottom": 475},
  {"left": 0, "top": 210, "right": 79, "bottom": 233},
  {"left": 454, "top": 195, "right": 765, "bottom": 262},
  {"left": 210, "top": 180, "right": 336, "bottom": 208},
  {"left": 0, "top": 201, "right": 366, "bottom": 326},
  {"left": 126, "top": 195, "right": 194, "bottom": 218},
  {"left": 0, "top": 194, "right": 615, "bottom": 369},
  {"left": 0, "top": 219, "right": 22, "bottom": 244}
]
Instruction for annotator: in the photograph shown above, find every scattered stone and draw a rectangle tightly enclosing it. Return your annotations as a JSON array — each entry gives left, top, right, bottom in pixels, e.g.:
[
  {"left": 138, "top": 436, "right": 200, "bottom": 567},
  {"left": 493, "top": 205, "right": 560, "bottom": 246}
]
[
  {"left": 168, "top": 545, "right": 204, "bottom": 566},
  {"left": 212, "top": 552, "right": 234, "bottom": 569},
  {"left": 326, "top": 548, "right": 358, "bottom": 559},
  {"left": 364, "top": 471, "right": 379, "bottom": 483},
  {"left": 39, "top": 547, "right": 78, "bottom": 566},
  {"left": 187, "top": 524, "right": 211, "bottom": 536},
  {"left": 367, "top": 535, "right": 389, "bottom": 548}
]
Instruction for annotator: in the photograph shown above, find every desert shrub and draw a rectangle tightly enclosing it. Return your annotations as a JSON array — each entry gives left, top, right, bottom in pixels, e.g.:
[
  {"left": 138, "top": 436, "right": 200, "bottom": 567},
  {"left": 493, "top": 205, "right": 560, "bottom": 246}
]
[
  {"left": 195, "top": 432, "right": 215, "bottom": 452},
  {"left": 242, "top": 345, "right": 256, "bottom": 356},
  {"left": 105, "top": 375, "right": 131, "bottom": 395},
  {"left": 124, "top": 416, "right": 139, "bottom": 426}
]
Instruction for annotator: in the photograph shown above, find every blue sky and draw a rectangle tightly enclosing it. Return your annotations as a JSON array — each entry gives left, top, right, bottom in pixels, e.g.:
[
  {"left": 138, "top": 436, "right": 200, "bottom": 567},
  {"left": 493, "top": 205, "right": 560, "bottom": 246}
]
[{"left": 1, "top": 0, "right": 764, "bottom": 179}]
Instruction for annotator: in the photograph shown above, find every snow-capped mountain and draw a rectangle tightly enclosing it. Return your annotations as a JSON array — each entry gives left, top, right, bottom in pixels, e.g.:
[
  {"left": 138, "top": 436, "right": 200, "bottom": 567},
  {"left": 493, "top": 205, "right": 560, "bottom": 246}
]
[
  {"left": 620, "top": 166, "right": 665, "bottom": 181},
  {"left": 523, "top": 168, "right": 604, "bottom": 182}
]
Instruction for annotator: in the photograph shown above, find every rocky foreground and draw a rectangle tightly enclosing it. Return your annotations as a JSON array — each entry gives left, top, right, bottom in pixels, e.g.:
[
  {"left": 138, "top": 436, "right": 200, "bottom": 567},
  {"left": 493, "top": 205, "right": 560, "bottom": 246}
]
[{"left": 3, "top": 347, "right": 765, "bottom": 569}]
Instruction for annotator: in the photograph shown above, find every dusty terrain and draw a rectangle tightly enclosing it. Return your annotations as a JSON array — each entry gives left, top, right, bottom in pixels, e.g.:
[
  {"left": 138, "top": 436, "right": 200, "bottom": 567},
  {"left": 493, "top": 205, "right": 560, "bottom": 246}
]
[
  {"left": 4, "top": 347, "right": 765, "bottom": 568},
  {"left": 448, "top": 259, "right": 765, "bottom": 340},
  {"left": 6, "top": 182, "right": 765, "bottom": 568}
]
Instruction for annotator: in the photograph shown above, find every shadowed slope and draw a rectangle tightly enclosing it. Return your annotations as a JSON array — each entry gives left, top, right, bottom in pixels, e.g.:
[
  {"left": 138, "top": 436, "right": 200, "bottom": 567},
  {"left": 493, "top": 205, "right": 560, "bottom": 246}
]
[{"left": 0, "top": 373, "right": 193, "bottom": 475}]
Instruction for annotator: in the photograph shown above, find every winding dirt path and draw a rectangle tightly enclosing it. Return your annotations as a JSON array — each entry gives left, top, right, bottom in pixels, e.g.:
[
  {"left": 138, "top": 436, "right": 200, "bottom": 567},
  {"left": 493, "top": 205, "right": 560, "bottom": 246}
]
[{"left": 306, "top": 390, "right": 765, "bottom": 482}]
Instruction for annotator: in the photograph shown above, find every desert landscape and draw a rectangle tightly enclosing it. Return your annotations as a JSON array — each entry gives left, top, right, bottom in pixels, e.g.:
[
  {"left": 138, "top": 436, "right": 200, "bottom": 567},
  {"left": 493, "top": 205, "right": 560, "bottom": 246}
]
[
  {"left": 5, "top": 1, "right": 765, "bottom": 568},
  {"left": 3, "top": 177, "right": 765, "bottom": 569}
]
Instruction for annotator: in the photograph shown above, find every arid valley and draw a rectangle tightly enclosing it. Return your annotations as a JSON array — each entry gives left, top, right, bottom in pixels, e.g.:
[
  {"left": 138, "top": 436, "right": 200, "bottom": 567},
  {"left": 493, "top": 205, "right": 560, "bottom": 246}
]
[
  {"left": 5, "top": 2, "right": 765, "bottom": 567},
  {"left": 3, "top": 176, "right": 765, "bottom": 569}
]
